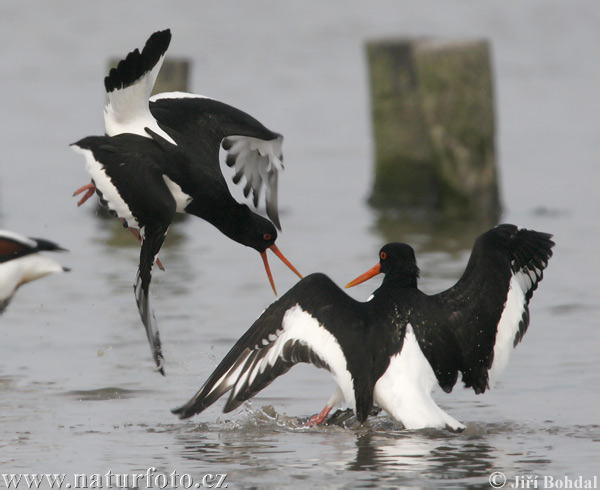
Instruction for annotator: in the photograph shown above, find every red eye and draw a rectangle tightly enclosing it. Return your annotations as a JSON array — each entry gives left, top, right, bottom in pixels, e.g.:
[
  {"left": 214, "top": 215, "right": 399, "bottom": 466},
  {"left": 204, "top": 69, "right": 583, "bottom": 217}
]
[
  {"left": 380, "top": 251, "right": 387, "bottom": 260},
  {"left": 263, "top": 234, "right": 272, "bottom": 241}
]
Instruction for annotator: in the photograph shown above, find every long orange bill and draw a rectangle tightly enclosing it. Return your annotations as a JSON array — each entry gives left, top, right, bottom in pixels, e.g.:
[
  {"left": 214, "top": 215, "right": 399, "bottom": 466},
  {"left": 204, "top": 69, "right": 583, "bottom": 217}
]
[
  {"left": 260, "top": 245, "right": 303, "bottom": 296},
  {"left": 270, "top": 244, "right": 303, "bottom": 280},
  {"left": 345, "top": 263, "right": 382, "bottom": 288},
  {"left": 260, "top": 250, "right": 278, "bottom": 295}
]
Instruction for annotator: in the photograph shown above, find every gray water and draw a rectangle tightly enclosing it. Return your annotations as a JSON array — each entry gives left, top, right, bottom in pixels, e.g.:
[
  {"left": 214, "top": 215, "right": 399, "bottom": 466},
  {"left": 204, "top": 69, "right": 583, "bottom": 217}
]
[{"left": 0, "top": 2, "right": 598, "bottom": 488}]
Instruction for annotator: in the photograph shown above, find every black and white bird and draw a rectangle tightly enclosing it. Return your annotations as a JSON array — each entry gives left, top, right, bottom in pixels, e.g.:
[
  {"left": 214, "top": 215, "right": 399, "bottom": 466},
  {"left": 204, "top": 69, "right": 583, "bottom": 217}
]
[
  {"left": 72, "top": 29, "right": 302, "bottom": 374},
  {"left": 0, "top": 230, "right": 69, "bottom": 314},
  {"left": 171, "top": 224, "right": 554, "bottom": 431}
]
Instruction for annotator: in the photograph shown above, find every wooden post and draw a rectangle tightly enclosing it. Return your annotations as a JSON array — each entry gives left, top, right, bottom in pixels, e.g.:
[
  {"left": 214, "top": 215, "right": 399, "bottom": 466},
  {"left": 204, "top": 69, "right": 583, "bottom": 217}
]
[
  {"left": 366, "top": 38, "right": 500, "bottom": 220},
  {"left": 149, "top": 59, "right": 190, "bottom": 95}
]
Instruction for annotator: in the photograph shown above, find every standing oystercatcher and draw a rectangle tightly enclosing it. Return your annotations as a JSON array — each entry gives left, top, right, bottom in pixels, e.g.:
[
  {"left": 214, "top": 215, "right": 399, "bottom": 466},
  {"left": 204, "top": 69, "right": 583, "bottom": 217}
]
[
  {"left": 72, "top": 29, "right": 301, "bottom": 374},
  {"left": 0, "top": 230, "right": 69, "bottom": 314},
  {"left": 171, "top": 225, "right": 554, "bottom": 431}
]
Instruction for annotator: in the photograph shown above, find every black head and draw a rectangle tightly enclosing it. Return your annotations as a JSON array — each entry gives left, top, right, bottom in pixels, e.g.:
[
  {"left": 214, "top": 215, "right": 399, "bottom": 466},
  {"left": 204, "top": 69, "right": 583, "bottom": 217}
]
[
  {"left": 242, "top": 214, "right": 278, "bottom": 253},
  {"left": 346, "top": 242, "right": 420, "bottom": 289},
  {"left": 378, "top": 243, "right": 420, "bottom": 280}
]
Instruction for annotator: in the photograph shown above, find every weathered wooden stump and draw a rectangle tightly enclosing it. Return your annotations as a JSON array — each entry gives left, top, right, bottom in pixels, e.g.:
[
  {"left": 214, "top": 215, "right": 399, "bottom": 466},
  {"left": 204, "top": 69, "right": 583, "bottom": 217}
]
[{"left": 366, "top": 38, "right": 500, "bottom": 220}]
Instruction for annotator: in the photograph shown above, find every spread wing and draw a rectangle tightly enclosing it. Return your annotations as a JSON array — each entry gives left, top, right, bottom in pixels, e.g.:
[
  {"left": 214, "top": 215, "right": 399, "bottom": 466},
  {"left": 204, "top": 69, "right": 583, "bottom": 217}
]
[
  {"left": 150, "top": 94, "right": 284, "bottom": 229},
  {"left": 104, "top": 29, "right": 173, "bottom": 140},
  {"left": 222, "top": 134, "right": 283, "bottom": 230},
  {"left": 433, "top": 224, "right": 554, "bottom": 394},
  {"left": 172, "top": 273, "right": 363, "bottom": 419}
]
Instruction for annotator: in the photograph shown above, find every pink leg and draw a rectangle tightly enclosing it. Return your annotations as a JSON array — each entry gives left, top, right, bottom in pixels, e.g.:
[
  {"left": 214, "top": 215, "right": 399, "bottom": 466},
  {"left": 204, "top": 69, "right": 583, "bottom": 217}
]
[
  {"left": 128, "top": 227, "right": 141, "bottom": 240},
  {"left": 308, "top": 404, "right": 333, "bottom": 427},
  {"left": 73, "top": 183, "right": 96, "bottom": 207},
  {"left": 128, "top": 227, "right": 165, "bottom": 271}
]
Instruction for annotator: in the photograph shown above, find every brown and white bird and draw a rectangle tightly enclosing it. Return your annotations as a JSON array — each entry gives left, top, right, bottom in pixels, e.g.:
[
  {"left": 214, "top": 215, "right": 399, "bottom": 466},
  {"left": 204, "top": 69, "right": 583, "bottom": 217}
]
[{"left": 0, "top": 230, "right": 69, "bottom": 314}]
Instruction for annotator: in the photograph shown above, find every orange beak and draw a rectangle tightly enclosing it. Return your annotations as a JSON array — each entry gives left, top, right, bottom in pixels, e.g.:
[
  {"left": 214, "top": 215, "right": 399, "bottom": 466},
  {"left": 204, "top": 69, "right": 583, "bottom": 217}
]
[
  {"left": 345, "top": 263, "right": 382, "bottom": 288},
  {"left": 260, "top": 244, "right": 303, "bottom": 295}
]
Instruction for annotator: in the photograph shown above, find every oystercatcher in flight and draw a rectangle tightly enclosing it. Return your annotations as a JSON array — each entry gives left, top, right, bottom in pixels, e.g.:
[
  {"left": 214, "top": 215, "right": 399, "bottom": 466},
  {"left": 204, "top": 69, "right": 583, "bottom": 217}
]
[
  {"left": 72, "top": 29, "right": 301, "bottom": 375},
  {"left": 171, "top": 224, "right": 554, "bottom": 431},
  {"left": 0, "top": 230, "right": 69, "bottom": 314}
]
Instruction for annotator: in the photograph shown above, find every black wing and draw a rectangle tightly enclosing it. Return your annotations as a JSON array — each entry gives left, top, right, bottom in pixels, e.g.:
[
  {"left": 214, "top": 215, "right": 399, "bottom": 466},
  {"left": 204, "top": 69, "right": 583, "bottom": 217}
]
[
  {"left": 134, "top": 220, "right": 171, "bottom": 375},
  {"left": 104, "top": 29, "right": 171, "bottom": 94},
  {"left": 432, "top": 224, "right": 554, "bottom": 394},
  {"left": 172, "top": 273, "right": 369, "bottom": 420},
  {"left": 150, "top": 96, "right": 284, "bottom": 229}
]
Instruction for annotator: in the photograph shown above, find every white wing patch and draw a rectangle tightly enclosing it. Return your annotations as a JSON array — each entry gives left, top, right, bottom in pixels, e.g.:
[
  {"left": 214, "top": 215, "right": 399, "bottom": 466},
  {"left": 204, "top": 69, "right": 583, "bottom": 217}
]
[
  {"left": 488, "top": 252, "right": 549, "bottom": 387},
  {"left": 488, "top": 274, "right": 527, "bottom": 387},
  {"left": 374, "top": 324, "right": 464, "bottom": 431},
  {"left": 275, "top": 305, "right": 355, "bottom": 406},
  {"left": 104, "top": 56, "right": 175, "bottom": 144},
  {"left": 223, "top": 135, "right": 283, "bottom": 228},
  {"left": 71, "top": 146, "right": 138, "bottom": 229},
  {"left": 207, "top": 304, "right": 355, "bottom": 411}
]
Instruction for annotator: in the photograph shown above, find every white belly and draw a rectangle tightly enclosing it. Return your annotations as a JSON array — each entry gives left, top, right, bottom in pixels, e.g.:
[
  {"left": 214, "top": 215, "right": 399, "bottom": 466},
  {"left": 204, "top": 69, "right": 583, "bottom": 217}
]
[
  {"left": 76, "top": 147, "right": 139, "bottom": 229},
  {"left": 373, "top": 324, "right": 464, "bottom": 431}
]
